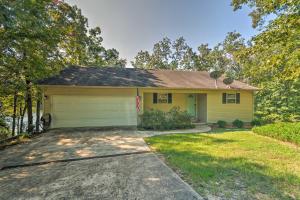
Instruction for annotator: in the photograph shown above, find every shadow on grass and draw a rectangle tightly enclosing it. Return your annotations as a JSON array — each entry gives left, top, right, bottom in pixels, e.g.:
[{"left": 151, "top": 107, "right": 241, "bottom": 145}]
[
  {"left": 147, "top": 134, "right": 300, "bottom": 200},
  {"left": 209, "top": 128, "right": 251, "bottom": 134},
  {"left": 149, "top": 133, "right": 238, "bottom": 145}
]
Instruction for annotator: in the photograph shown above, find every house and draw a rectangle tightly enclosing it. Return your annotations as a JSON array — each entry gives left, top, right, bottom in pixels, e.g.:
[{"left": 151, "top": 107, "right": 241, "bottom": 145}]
[{"left": 38, "top": 65, "right": 258, "bottom": 128}]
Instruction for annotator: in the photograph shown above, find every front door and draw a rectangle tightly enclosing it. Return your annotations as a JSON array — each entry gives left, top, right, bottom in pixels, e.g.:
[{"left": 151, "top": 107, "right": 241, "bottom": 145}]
[{"left": 187, "top": 94, "right": 196, "bottom": 118}]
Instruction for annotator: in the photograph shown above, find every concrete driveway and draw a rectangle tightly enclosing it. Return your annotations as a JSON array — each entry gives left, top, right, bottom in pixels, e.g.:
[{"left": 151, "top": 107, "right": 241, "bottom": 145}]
[{"left": 0, "top": 129, "right": 202, "bottom": 200}]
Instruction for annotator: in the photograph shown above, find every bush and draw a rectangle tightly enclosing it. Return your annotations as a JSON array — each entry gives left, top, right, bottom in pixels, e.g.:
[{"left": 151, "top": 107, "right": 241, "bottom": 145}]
[
  {"left": 0, "top": 126, "right": 10, "bottom": 140},
  {"left": 262, "top": 113, "right": 283, "bottom": 123},
  {"left": 0, "top": 117, "right": 8, "bottom": 128},
  {"left": 233, "top": 119, "right": 244, "bottom": 128},
  {"left": 140, "top": 109, "right": 166, "bottom": 130},
  {"left": 217, "top": 120, "right": 227, "bottom": 128},
  {"left": 252, "top": 122, "right": 300, "bottom": 145},
  {"left": 251, "top": 119, "right": 262, "bottom": 127},
  {"left": 140, "top": 107, "right": 194, "bottom": 130}
]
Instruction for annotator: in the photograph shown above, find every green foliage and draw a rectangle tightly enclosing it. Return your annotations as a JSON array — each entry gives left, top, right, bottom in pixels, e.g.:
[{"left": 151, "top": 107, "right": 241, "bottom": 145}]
[
  {"left": 0, "top": 126, "right": 9, "bottom": 140},
  {"left": 233, "top": 119, "right": 244, "bottom": 128},
  {"left": 0, "top": 0, "right": 126, "bottom": 133},
  {"left": 131, "top": 37, "right": 195, "bottom": 69},
  {"left": 140, "top": 107, "right": 194, "bottom": 130},
  {"left": 232, "top": 0, "right": 300, "bottom": 123},
  {"left": 0, "top": 116, "right": 9, "bottom": 140},
  {"left": 252, "top": 122, "right": 300, "bottom": 145},
  {"left": 250, "top": 119, "right": 262, "bottom": 127},
  {"left": 217, "top": 120, "right": 227, "bottom": 128},
  {"left": 0, "top": 117, "right": 7, "bottom": 128},
  {"left": 165, "top": 107, "right": 194, "bottom": 129},
  {"left": 231, "top": 0, "right": 299, "bottom": 28},
  {"left": 139, "top": 109, "right": 166, "bottom": 130},
  {"left": 132, "top": 32, "right": 245, "bottom": 79}
]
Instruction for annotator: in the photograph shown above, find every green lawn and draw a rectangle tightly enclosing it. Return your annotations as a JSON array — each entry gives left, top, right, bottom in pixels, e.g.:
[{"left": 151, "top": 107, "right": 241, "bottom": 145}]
[{"left": 145, "top": 129, "right": 300, "bottom": 200}]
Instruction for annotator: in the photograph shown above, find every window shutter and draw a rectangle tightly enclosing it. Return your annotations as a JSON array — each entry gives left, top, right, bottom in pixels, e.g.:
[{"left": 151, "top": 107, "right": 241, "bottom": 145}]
[
  {"left": 236, "top": 93, "right": 240, "bottom": 104},
  {"left": 153, "top": 93, "right": 158, "bottom": 104},
  {"left": 222, "top": 93, "right": 227, "bottom": 104},
  {"left": 168, "top": 93, "right": 172, "bottom": 104}
]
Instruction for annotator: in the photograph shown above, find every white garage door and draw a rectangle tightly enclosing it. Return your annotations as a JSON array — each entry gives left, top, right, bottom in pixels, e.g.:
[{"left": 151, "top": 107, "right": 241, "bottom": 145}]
[{"left": 51, "top": 95, "right": 137, "bottom": 128}]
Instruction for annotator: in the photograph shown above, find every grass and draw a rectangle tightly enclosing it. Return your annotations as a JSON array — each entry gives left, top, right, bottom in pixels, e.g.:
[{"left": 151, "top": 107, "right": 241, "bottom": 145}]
[{"left": 145, "top": 129, "right": 300, "bottom": 199}]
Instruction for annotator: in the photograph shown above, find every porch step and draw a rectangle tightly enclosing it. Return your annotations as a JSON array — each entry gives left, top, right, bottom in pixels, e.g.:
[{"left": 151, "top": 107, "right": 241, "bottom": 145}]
[
  {"left": 192, "top": 122, "right": 208, "bottom": 128},
  {"left": 192, "top": 122, "right": 207, "bottom": 125}
]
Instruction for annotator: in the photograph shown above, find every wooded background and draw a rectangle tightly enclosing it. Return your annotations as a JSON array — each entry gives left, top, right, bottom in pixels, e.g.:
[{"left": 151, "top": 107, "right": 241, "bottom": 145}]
[{"left": 0, "top": 0, "right": 299, "bottom": 137}]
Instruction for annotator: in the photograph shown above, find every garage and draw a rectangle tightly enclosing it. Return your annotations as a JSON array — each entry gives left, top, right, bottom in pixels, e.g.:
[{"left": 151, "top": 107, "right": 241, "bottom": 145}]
[{"left": 51, "top": 95, "right": 137, "bottom": 128}]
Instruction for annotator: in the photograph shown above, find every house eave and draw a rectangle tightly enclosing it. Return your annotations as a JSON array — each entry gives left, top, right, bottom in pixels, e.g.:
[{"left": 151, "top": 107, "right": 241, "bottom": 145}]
[{"left": 38, "top": 84, "right": 259, "bottom": 91}]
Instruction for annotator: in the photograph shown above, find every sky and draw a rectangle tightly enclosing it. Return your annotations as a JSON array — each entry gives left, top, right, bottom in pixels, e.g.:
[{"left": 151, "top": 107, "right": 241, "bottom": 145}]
[{"left": 65, "top": 0, "right": 257, "bottom": 67}]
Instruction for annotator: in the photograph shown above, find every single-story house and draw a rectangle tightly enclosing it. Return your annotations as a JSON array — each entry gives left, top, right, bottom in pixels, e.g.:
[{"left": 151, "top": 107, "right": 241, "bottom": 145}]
[{"left": 38, "top": 65, "right": 258, "bottom": 129}]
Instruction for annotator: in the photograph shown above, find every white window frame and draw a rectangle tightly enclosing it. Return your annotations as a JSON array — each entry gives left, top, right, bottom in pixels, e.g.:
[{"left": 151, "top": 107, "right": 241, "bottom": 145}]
[
  {"left": 226, "top": 93, "right": 236, "bottom": 104},
  {"left": 158, "top": 93, "right": 168, "bottom": 104}
]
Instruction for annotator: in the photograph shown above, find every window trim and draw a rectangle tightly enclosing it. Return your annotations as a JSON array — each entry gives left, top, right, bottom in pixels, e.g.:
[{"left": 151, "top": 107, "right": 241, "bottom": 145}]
[
  {"left": 226, "top": 93, "right": 237, "bottom": 104},
  {"left": 153, "top": 93, "right": 172, "bottom": 104},
  {"left": 222, "top": 93, "right": 240, "bottom": 104}
]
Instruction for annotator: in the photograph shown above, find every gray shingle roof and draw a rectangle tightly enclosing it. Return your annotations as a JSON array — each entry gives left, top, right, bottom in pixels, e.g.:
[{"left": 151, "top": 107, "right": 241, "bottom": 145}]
[{"left": 38, "top": 65, "right": 258, "bottom": 90}]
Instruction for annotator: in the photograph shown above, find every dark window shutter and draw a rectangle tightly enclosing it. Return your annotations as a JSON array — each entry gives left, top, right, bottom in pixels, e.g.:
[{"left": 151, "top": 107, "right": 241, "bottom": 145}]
[
  {"left": 168, "top": 93, "right": 172, "bottom": 104},
  {"left": 153, "top": 93, "right": 158, "bottom": 104},
  {"left": 222, "top": 93, "right": 227, "bottom": 104},
  {"left": 236, "top": 93, "right": 240, "bottom": 104}
]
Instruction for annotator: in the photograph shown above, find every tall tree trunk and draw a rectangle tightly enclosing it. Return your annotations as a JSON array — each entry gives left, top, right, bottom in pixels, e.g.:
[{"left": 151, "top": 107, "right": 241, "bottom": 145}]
[
  {"left": 35, "top": 93, "right": 41, "bottom": 133},
  {"left": 17, "top": 115, "right": 20, "bottom": 135},
  {"left": 20, "top": 102, "right": 27, "bottom": 134},
  {"left": 12, "top": 91, "right": 18, "bottom": 136},
  {"left": 26, "top": 80, "right": 33, "bottom": 134}
]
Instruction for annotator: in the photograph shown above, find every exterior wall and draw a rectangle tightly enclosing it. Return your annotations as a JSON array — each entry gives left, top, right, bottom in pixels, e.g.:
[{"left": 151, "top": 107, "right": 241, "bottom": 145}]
[
  {"left": 143, "top": 93, "right": 188, "bottom": 112},
  {"left": 206, "top": 90, "right": 254, "bottom": 123},
  {"left": 42, "top": 87, "right": 254, "bottom": 127},
  {"left": 141, "top": 88, "right": 254, "bottom": 123},
  {"left": 43, "top": 86, "right": 136, "bottom": 114}
]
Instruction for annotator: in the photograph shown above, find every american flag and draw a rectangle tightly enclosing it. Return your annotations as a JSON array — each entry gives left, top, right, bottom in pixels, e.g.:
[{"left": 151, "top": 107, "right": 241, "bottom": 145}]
[{"left": 136, "top": 96, "right": 140, "bottom": 112}]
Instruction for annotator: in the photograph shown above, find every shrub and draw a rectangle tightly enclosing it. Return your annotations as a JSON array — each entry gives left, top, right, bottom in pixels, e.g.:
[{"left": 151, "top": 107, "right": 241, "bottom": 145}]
[
  {"left": 140, "top": 107, "right": 194, "bottom": 130},
  {"left": 262, "top": 113, "right": 282, "bottom": 123},
  {"left": 217, "top": 120, "right": 227, "bottom": 128},
  {"left": 0, "top": 126, "right": 10, "bottom": 140},
  {"left": 0, "top": 117, "right": 8, "bottom": 128},
  {"left": 140, "top": 109, "right": 166, "bottom": 130},
  {"left": 252, "top": 122, "right": 300, "bottom": 145},
  {"left": 251, "top": 119, "right": 262, "bottom": 127},
  {"left": 166, "top": 107, "right": 194, "bottom": 129},
  {"left": 233, "top": 119, "right": 244, "bottom": 128}
]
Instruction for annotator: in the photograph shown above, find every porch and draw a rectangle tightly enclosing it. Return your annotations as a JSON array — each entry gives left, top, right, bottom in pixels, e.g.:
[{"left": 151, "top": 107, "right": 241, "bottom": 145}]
[{"left": 142, "top": 92, "right": 208, "bottom": 123}]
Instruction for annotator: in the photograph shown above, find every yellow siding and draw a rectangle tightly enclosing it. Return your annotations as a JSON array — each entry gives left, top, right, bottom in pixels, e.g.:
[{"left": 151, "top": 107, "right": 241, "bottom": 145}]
[
  {"left": 51, "top": 95, "right": 137, "bottom": 128},
  {"left": 143, "top": 93, "right": 188, "bottom": 112},
  {"left": 43, "top": 87, "right": 136, "bottom": 114},
  {"left": 206, "top": 90, "right": 253, "bottom": 123},
  {"left": 141, "top": 88, "right": 254, "bottom": 123},
  {"left": 42, "top": 86, "right": 254, "bottom": 126}
]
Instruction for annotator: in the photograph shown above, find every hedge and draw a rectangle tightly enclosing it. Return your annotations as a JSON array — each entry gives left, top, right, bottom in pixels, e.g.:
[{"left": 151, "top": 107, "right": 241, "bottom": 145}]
[
  {"left": 139, "top": 107, "right": 194, "bottom": 130},
  {"left": 252, "top": 122, "right": 300, "bottom": 145}
]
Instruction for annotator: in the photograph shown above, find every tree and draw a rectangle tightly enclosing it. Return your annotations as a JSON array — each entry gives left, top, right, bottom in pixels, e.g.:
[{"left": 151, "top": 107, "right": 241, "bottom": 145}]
[
  {"left": 0, "top": 0, "right": 126, "bottom": 134},
  {"left": 232, "top": 0, "right": 300, "bottom": 121},
  {"left": 221, "top": 31, "right": 246, "bottom": 79},
  {"left": 194, "top": 44, "right": 212, "bottom": 71},
  {"left": 132, "top": 37, "right": 195, "bottom": 70}
]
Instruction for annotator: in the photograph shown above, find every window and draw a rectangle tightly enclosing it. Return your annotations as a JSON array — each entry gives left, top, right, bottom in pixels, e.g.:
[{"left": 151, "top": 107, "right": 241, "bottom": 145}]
[
  {"left": 227, "top": 94, "right": 236, "bottom": 103},
  {"left": 153, "top": 93, "right": 172, "bottom": 104},
  {"left": 222, "top": 93, "right": 240, "bottom": 104}
]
